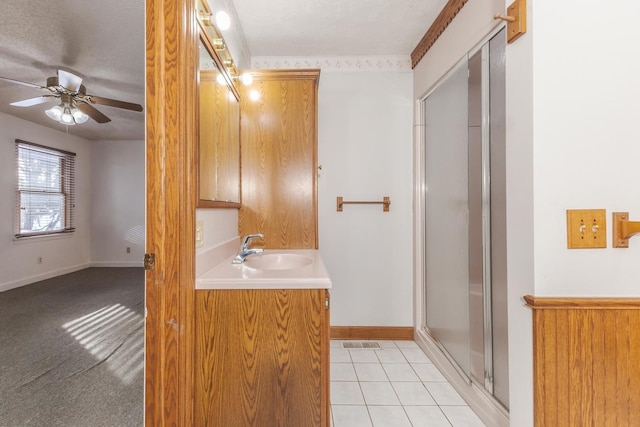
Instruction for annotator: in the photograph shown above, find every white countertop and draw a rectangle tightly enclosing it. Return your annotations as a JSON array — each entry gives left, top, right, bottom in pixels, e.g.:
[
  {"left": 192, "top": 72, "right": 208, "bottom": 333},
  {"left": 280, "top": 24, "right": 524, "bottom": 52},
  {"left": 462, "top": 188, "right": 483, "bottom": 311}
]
[{"left": 196, "top": 249, "right": 332, "bottom": 290}]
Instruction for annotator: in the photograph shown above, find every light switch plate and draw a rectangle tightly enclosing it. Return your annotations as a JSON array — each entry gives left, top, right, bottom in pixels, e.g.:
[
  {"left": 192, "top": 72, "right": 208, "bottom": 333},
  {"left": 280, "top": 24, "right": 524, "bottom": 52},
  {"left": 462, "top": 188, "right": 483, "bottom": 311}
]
[{"left": 566, "top": 209, "right": 607, "bottom": 249}]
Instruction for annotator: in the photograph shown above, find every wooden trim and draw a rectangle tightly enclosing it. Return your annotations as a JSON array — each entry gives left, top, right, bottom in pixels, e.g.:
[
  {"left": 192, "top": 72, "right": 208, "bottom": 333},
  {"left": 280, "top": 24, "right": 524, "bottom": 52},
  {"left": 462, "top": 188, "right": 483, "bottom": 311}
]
[
  {"left": 322, "top": 291, "right": 330, "bottom": 426},
  {"left": 410, "top": 0, "right": 469, "bottom": 69},
  {"left": 331, "top": 326, "right": 415, "bottom": 341},
  {"left": 196, "top": 200, "right": 241, "bottom": 209},
  {"left": 248, "top": 69, "right": 321, "bottom": 82},
  {"left": 524, "top": 295, "right": 640, "bottom": 310},
  {"left": 145, "top": 0, "right": 197, "bottom": 425}
]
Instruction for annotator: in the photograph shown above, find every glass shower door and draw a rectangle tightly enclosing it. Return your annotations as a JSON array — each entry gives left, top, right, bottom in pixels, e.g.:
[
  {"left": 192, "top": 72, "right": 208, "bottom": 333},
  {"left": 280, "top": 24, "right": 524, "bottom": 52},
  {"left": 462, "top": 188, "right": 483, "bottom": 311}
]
[{"left": 423, "top": 56, "right": 471, "bottom": 378}]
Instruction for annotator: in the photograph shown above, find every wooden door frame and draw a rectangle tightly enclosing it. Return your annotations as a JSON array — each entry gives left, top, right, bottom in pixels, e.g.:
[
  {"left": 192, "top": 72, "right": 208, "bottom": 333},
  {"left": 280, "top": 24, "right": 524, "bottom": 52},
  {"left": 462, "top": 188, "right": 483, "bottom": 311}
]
[{"left": 145, "top": 0, "right": 198, "bottom": 425}]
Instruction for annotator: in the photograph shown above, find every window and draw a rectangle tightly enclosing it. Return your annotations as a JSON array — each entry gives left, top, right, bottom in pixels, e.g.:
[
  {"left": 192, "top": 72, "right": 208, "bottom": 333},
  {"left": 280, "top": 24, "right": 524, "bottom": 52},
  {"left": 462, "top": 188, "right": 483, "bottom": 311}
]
[{"left": 15, "top": 139, "right": 76, "bottom": 238}]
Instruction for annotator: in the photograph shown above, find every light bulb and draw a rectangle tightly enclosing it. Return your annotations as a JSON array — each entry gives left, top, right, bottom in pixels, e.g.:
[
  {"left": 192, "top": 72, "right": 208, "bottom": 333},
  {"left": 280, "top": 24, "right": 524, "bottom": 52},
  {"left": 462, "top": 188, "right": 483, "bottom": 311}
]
[
  {"left": 45, "top": 105, "right": 63, "bottom": 120},
  {"left": 215, "top": 11, "right": 231, "bottom": 30},
  {"left": 239, "top": 73, "right": 253, "bottom": 86},
  {"left": 216, "top": 73, "right": 227, "bottom": 86},
  {"left": 72, "top": 108, "right": 89, "bottom": 124},
  {"left": 61, "top": 107, "right": 75, "bottom": 125}
]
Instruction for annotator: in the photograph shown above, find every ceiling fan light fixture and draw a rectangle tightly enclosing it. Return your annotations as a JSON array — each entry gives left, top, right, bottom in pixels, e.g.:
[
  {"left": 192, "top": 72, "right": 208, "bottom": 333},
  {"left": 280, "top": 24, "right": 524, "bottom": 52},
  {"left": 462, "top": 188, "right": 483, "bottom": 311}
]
[
  {"left": 60, "top": 106, "right": 75, "bottom": 125},
  {"left": 72, "top": 108, "right": 89, "bottom": 124},
  {"left": 4, "top": 69, "right": 142, "bottom": 127},
  {"left": 45, "top": 104, "right": 64, "bottom": 120}
]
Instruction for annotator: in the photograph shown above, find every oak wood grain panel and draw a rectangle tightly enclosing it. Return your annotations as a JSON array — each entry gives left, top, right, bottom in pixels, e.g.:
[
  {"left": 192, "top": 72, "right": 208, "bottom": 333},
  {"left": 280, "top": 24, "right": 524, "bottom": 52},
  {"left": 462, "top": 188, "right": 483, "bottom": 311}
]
[
  {"left": 239, "top": 70, "right": 320, "bottom": 249},
  {"left": 330, "top": 326, "right": 415, "bottom": 341},
  {"left": 526, "top": 296, "right": 640, "bottom": 427},
  {"left": 410, "top": 0, "right": 469, "bottom": 68},
  {"left": 195, "top": 289, "right": 328, "bottom": 426},
  {"left": 145, "top": 0, "right": 197, "bottom": 425},
  {"left": 199, "top": 71, "right": 229, "bottom": 202}
]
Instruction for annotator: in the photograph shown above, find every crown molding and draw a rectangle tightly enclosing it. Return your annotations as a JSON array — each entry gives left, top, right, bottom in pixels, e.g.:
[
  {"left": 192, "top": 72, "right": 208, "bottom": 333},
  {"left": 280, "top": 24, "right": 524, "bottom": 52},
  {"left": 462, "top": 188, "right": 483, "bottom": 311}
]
[
  {"left": 251, "top": 56, "right": 412, "bottom": 72},
  {"left": 410, "top": 0, "right": 468, "bottom": 68}
]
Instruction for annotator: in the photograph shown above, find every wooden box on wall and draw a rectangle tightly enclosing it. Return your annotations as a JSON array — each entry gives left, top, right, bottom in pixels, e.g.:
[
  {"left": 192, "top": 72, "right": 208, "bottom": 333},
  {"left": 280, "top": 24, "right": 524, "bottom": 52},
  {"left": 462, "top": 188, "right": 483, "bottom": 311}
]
[{"left": 239, "top": 69, "right": 320, "bottom": 249}]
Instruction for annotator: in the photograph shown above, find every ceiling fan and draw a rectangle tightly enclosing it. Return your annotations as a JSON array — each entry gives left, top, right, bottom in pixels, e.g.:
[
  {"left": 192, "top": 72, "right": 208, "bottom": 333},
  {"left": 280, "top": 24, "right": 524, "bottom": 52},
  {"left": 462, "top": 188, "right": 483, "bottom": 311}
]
[{"left": 0, "top": 69, "right": 143, "bottom": 125}]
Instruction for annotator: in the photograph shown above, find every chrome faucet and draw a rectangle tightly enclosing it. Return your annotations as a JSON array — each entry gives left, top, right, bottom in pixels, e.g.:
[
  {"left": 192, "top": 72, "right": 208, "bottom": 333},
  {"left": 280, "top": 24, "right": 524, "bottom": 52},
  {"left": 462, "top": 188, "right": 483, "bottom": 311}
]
[{"left": 232, "top": 233, "right": 264, "bottom": 264}]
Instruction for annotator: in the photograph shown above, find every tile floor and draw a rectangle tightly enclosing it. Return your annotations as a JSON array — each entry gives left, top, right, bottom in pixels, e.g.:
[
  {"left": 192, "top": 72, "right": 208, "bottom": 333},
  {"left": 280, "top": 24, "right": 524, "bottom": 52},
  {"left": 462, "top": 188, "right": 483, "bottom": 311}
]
[{"left": 330, "top": 340, "right": 486, "bottom": 427}]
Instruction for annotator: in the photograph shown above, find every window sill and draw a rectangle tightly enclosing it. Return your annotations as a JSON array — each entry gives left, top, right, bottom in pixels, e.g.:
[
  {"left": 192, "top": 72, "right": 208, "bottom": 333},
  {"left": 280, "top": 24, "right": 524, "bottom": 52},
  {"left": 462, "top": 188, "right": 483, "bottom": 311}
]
[{"left": 13, "top": 232, "right": 75, "bottom": 244}]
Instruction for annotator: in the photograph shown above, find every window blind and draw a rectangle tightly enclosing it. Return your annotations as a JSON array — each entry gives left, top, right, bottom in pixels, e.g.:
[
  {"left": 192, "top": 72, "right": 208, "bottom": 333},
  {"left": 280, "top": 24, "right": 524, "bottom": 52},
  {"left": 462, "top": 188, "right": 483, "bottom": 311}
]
[{"left": 15, "top": 139, "right": 76, "bottom": 238}]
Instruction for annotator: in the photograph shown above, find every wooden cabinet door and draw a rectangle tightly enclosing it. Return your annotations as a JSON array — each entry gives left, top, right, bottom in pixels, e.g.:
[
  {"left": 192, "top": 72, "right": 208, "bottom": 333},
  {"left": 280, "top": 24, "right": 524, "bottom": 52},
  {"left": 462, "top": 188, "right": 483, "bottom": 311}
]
[
  {"left": 195, "top": 288, "right": 329, "bottom": 427},
  {"left": 239, "top": 70, "right": 320, "bottom": 249}
]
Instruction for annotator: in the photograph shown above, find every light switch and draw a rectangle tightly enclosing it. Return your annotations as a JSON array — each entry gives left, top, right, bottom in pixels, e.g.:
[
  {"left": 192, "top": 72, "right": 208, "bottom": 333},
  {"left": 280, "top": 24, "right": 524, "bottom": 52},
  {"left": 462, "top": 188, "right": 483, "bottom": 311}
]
[{"left": 566, "top": 209, "right": 606, "bottom": 249}]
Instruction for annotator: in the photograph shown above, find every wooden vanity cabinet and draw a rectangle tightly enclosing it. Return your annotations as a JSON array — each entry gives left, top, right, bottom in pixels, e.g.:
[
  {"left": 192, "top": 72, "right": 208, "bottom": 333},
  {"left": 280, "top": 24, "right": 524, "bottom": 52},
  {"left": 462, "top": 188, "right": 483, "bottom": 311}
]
[
  {"left": 239, "top": 69, "right": 320, "bottom": 249},
  {"left": 195, "top": 288, "right": 330, "bottom": 427}
]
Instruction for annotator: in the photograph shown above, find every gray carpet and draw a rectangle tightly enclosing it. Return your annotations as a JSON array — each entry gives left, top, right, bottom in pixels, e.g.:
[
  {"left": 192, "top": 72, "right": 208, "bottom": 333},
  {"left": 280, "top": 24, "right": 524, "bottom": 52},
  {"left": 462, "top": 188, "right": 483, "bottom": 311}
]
[{"left": 0, "top": 268, "right": 144, "bottom": 427}]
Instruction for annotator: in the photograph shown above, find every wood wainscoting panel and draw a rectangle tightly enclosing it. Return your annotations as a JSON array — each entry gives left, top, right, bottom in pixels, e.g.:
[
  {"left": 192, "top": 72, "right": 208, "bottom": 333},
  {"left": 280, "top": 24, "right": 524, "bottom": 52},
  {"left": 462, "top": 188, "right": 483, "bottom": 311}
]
[
  {"left": 331, "top": 326, "right": 415, "bottom": 341},
  {"left": 239, "top": 70, "right": 320, "bottom": 249},
  {"left": 525, "top": 296, "right": 640, "bottom": 427},
  {"left": 195, "top": 289, "right": 329, "bottom": 427}
]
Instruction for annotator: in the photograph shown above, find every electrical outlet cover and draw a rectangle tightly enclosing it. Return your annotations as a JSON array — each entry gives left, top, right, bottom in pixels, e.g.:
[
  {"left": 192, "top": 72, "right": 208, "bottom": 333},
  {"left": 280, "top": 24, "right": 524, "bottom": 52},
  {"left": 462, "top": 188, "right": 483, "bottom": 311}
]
[{"left": 195, "top": 220, "right": 204, "bottom": 248}]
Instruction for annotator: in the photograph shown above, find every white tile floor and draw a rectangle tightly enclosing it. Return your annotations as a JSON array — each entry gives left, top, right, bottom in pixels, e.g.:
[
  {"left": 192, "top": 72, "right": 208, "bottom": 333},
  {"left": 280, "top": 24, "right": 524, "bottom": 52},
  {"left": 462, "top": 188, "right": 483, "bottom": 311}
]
[{"left": 330, "top": 340, "right": 485, "bottom": 427}]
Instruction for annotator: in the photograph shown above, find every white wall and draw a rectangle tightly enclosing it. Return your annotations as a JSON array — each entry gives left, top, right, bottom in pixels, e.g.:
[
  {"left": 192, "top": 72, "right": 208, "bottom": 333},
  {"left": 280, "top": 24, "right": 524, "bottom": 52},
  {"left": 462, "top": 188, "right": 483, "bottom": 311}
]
[
  {"left": 530, "top": 1, "right": 640, "bottom": 296},
  {"left": 414, "top": 0, "right": 640, "bottom": 425},
  {"left": 90, "top": 140, "right": 145, "bottom": 266},
  {"left": 0, "top": 113, "right": 92, "bottom": 291},
  {"left": 317, "top": 70, "right": 414, "bottom": 326},
  {"left": 195, "top": 208, "right": 238, "bottom": 254}
]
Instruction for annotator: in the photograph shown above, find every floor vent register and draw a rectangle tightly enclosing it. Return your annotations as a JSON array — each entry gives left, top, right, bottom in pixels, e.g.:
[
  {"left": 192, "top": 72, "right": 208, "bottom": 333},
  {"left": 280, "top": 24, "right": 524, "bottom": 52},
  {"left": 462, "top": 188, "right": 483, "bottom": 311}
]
[{"left": 341, "top": 341, "right": 381, "bottom": 349}]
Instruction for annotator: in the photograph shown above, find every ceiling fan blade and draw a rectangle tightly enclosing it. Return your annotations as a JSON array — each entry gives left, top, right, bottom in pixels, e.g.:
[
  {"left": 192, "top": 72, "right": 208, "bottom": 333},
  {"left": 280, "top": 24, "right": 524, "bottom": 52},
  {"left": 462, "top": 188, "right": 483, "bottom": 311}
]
[
  {"left": 58, "top": 70, "right": 83, "bottom": 92},
  {"left": 0, "top": 76, "right": 47, "bottom": 90},
  {"left": 87, "top": 95, "right": 143, "bottom": 112},
  {"left": 76, "top": 102, "right": 111, "bottom": 123},
  {"left": 10, "top": 95, "right": 55, "bottom": 107}
]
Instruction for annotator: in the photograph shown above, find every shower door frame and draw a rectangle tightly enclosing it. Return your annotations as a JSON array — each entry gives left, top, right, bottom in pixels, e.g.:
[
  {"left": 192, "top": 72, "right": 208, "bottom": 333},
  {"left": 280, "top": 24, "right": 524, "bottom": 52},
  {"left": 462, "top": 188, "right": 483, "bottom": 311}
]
[{"left": 413, "top": 25, "right": 507, "bottom": 408}]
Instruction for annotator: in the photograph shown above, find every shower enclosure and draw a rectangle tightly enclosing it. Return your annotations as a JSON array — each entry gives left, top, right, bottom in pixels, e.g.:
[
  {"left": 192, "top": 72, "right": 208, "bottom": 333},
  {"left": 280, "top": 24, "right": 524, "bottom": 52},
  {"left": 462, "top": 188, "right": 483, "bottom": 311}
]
[{"left": 420, "top": 28, "right": 508, "bottom": 409}]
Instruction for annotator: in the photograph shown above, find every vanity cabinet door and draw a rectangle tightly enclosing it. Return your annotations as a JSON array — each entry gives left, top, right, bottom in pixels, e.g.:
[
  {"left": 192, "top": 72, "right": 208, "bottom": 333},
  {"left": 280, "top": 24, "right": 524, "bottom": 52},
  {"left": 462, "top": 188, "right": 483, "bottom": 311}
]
[
  {"left": 239, "top": 70, "right": 320, "bottom": 249},
  {"left": 195, "top": 288, "right": 330, "bottom": 427}
]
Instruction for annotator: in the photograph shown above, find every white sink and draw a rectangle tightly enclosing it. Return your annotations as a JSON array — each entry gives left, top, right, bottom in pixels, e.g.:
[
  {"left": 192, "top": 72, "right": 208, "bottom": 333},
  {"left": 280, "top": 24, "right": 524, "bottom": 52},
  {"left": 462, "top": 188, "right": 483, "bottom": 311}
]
[
  {"left": 196, "top": 246, "right": 332, "bottom": 289},
  {"left": 244, "top": 253, "right": 313, "bottom": 271}
]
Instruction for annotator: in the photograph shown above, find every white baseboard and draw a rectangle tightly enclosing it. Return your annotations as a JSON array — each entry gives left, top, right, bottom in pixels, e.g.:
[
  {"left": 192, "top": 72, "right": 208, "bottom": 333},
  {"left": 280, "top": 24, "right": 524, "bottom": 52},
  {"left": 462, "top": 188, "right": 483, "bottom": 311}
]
[
  {"left": 415, "top": 329, "right": 510, "bottom": 427},
  {"left": 0, "top": 263, "right": 91, "bottom": 293},
  {"left": 89, "top": 261, "right": 144, "bottom": 268}
]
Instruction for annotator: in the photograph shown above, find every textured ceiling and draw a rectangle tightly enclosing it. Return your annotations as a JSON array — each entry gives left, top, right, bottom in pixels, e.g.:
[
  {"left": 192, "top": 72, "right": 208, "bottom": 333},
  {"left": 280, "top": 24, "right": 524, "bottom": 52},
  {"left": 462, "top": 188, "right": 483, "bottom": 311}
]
[
  {"left": 232, "top": 0, "right": 448, "bottom": 57},
  {"left": 0, "top": 0, "right": 145, "bottom": 141},
  {"left": 0, "top": 0, "right": 445, "bottom": 140}
]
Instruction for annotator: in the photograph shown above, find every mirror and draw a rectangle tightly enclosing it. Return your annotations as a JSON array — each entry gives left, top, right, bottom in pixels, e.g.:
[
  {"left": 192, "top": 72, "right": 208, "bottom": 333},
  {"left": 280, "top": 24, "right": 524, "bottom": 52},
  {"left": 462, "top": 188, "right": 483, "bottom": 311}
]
[{"left": 196, "top": 7, "right": 241, "bottom": 208}]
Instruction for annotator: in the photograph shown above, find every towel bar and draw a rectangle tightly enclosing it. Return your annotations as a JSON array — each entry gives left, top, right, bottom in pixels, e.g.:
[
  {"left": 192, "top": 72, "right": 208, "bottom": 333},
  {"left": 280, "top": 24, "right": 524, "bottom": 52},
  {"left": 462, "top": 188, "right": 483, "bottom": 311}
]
[{"left": 336, "top": 196, "right": 390, "bottom": 212}]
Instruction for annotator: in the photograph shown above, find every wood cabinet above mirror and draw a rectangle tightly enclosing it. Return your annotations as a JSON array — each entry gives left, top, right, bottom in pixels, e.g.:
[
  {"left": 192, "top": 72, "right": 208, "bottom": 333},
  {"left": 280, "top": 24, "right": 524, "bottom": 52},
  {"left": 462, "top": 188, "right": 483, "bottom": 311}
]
[{"left": 196, "top": 1, "right": 241, "bottom": 208}]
